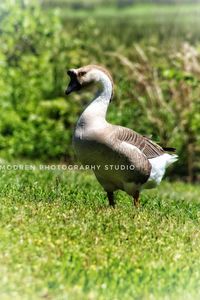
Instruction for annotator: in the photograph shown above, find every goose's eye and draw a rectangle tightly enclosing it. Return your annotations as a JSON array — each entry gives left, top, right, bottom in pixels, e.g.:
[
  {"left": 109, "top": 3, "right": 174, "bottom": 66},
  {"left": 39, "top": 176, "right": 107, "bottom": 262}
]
[{"left": 79, "top": 71, "right": 86, "bottom": 77}]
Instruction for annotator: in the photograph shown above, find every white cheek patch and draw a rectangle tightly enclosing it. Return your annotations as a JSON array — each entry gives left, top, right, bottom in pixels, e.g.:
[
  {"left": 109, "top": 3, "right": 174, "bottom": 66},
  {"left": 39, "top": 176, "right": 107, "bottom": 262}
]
[{"left": 87, "top": 70, "right": 105, "bottom": 82}]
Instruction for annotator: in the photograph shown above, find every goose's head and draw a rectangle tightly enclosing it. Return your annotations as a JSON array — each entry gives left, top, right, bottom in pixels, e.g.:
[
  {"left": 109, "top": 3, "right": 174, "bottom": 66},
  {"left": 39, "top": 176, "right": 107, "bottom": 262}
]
[{"left": 65, "top": 65, "right": 113, "bottom": 97}]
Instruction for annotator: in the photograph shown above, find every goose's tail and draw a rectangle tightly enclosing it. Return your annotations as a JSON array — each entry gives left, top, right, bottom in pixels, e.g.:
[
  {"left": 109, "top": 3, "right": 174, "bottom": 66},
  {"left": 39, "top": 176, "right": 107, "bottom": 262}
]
[
  {"left": 145, "top": 153, "right": 178, "bottom": 188},
  {"left": 163, "top": 147, "right": 176, "bottom": 153},
  {"left": 165, "top": 153, "right": 178, "bottom": 167},
  {"left": 162, "top": 146, "right": 178, "bottom": 167}
]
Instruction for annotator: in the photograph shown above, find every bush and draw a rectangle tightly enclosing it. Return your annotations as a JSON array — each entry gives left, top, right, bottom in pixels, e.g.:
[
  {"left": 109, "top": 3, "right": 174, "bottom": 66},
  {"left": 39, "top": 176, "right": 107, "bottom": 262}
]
[
  {"left": 106, "top": 44, "right": 200, "bottom": 181},
  {"left": 0, "top": 0, "right": 80, "bottom": 160}
]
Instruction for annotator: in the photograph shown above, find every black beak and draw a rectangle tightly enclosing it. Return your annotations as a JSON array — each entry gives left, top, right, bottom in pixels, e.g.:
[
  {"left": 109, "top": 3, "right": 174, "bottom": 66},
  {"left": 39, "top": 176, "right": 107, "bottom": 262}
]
[{"left": 65, "top": 70, "right": 81, "bottom": 95}]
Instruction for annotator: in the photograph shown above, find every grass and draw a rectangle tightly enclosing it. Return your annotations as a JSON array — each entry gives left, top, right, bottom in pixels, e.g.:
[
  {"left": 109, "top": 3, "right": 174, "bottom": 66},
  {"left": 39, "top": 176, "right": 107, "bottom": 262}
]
[
  {"left": 0, "top": 167, "right": 200, "bottom": 299},
  {"left": 55, "top": 3, "right": 200, "bottom": 21},
  {"left": 60, "top": 3, "right": 200, "bottom": 49}
]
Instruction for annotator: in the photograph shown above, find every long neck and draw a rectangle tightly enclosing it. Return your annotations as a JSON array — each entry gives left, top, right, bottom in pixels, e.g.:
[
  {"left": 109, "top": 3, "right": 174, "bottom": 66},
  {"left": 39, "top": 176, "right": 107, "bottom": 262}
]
[{"left": 78, "top": 73, "right": 113, "bottom": 125}]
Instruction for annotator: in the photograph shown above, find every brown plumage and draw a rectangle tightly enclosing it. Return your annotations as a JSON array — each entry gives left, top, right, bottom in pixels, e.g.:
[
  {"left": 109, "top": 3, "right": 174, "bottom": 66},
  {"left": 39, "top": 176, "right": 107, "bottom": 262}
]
[
  {"left": 65, "top": 64, "right": 178, "bottom": 208},
  {"left": 115, "top": 126, "right": 165, "bottom": 159}
]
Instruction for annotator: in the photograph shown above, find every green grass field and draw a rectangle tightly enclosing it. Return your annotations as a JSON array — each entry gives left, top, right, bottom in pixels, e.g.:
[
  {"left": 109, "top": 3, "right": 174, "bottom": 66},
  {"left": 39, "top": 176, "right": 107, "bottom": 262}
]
[
  {"left": 61, "top": 3, "right": 200, "bottom": 50},
  {"left": 51, "top": 3, "right": 200, "bottom": 17},
  {"left": 58, "top": 3, "right": 200, "bottom": 27},
  {"left": 0, "top": 168, "right": 200, "bottom": 300}
]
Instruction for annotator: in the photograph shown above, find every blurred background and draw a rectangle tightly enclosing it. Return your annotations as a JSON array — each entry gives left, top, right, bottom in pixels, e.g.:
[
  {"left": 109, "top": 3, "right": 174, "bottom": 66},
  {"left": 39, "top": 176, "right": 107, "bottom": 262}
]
[{"left": 0, "top": 0, "right": 200, "bottom": 182}]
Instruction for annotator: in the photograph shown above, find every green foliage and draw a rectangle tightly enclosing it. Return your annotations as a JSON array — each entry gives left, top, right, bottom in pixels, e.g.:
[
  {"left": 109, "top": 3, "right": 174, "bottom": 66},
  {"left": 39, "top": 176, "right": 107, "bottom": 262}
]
[
  {"left": 43, "top": 0, "right": 200, "bottom": 10},
  {"left": 0, "top": 169, "right": 200, "bottom": 299},
  {"left": 0, "top": 0, "right": 78, "bottom": 160},
  {"left": 0, "top": 1, "right": 200, "bottom": 179},
  {"left": 106, "top": 44, "right": 200, "bottom": 180}
]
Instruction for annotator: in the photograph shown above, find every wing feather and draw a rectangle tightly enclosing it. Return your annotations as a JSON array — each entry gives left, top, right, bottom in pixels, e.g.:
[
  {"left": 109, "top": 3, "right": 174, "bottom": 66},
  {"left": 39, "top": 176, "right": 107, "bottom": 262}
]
[{"left": 113, "top": 126, "right": 165, "bottom": 159}]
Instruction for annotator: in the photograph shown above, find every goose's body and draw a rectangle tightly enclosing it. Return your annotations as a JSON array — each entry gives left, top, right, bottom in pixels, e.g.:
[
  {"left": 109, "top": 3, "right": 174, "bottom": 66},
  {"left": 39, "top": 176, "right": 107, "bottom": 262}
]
[{"left": 65, "top": 65, "right": 178, "bottom": 207}]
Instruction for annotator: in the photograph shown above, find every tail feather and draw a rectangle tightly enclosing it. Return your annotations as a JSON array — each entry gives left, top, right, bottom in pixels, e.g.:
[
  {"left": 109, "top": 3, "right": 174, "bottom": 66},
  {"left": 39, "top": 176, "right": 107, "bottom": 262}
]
[
  {"left": 165, "top": 154, "right": 178, "bottom": 167},
  {"left": 163, "top": 147, "right": 176, "bottom": 152},
  {"left": 146, "top": 153, "right": 178, "bottom": 188}
]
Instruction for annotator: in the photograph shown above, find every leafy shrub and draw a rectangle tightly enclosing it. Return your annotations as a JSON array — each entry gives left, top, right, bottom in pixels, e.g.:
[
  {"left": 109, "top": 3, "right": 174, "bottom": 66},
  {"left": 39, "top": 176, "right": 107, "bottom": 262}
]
[
  {"left": 106, "top": 44, "right": 200, "bottom": 181},
  {"left": 0, "top": 0, "right": 80, "bottom": 160}
]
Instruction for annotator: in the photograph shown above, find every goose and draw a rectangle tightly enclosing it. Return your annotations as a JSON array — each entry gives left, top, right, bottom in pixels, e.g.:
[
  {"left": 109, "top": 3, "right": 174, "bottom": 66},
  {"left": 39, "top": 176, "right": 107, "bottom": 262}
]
[{"left": 65, "top": 65, "right": 178, "bottom": 207}]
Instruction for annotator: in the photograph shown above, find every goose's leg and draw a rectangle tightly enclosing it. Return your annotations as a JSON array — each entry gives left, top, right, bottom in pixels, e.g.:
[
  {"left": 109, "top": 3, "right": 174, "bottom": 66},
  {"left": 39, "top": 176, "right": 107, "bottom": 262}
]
[
  {"left": 107, "top": 192, "right": 115, "bottom": 208},
  {"left": 133, "top": 191, "right": 140, "bottom": 208}
]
